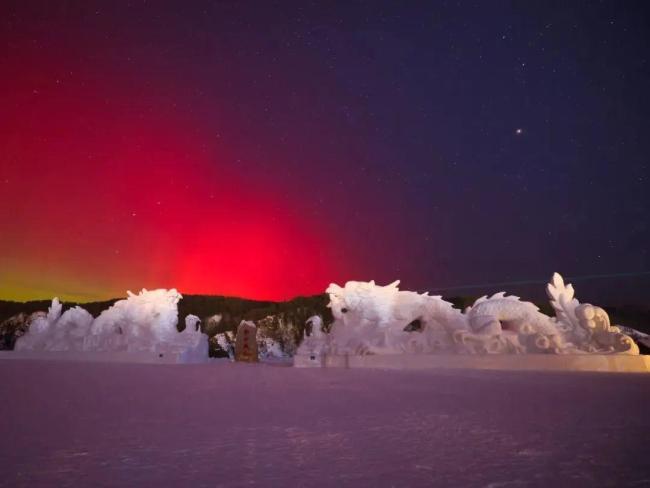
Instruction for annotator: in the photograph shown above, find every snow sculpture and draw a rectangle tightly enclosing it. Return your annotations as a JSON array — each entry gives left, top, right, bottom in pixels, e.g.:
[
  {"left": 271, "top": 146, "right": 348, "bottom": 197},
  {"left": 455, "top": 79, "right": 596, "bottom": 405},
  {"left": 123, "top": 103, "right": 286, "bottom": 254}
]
[
  {"left": 298, "top": 315, "right": 328, "bottom": 359},
  {"left": 15, "top": 289, "right": 209, "bottom": 362},
  {"left": 185, "top": 314, "right": 201, "bottom": 332},
  {"left": 305, "top": 315, "right": 324, "bottom": 339},
  {"left": 204, "top": 314, "right": 222, "bottom": 336},
  {"left": 178, "top": 314, "right": 209, "bottom": 363},
  {"left": 86, "top": 288, "right": 183, "bottom": 352},
  {"left": 258, "top": 336, "right": 286, "bottom": 359},
  {"left": 15, "top": 299, "right": 95, "bottom": 352},
  {"left": 298, "top": 273, "right": 639, "bottom": 356},
  {"left": 616, "top": 326, "right": 650, "bottom": 350},
  {"left": 546, "top": 274, "right": 638, "bottom": 354},
  {"left": 214, "top": 331, "right": 235, "bottom": 359}
]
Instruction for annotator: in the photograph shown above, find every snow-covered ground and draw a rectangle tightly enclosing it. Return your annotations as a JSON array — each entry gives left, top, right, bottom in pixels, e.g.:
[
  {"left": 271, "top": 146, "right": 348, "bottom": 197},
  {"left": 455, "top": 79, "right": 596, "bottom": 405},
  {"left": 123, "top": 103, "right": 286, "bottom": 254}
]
[{"left": 0, "top": 360, "right": 649, "bottom": 487}]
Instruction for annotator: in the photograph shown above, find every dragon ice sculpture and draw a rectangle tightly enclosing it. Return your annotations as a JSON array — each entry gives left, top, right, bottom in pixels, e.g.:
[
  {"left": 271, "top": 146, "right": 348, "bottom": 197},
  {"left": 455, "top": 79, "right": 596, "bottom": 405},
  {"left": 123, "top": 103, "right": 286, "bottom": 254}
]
[
  {"left": 15, "top": 289, "right": 209, "bottom": 362},
  {"left": 307, "top": 273, "right": 639, "bottom": 356}
]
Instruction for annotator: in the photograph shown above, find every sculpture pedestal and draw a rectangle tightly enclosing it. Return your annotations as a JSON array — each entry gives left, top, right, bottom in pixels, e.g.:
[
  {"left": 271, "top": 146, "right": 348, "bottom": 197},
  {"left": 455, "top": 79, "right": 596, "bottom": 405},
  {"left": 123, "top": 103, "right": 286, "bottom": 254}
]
[{"left": 294, "top": 353, "right": 650, "bottom": 373}]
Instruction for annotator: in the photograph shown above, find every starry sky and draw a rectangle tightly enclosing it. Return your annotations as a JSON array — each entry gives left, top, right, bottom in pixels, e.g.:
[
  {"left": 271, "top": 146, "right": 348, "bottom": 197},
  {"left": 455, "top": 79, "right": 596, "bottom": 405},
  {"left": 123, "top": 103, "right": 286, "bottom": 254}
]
[{"left": 1, "top": 1, "right": 648, "bottom": 303}]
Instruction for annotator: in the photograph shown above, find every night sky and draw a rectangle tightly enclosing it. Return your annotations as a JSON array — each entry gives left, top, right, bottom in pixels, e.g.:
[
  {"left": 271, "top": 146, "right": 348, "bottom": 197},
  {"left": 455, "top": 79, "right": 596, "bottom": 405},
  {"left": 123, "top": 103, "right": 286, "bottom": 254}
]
[{"left": 1, "top": 1, "right": 648, "bottom": 303}]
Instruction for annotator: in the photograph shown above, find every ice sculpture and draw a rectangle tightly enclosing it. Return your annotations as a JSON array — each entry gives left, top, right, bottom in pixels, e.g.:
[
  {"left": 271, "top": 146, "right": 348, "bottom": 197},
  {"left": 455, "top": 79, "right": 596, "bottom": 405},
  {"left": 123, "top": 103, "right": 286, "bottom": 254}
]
[
  {"left": 15, "top": 299, "right": 95, "bottom": 352},
  {"left": 258, "top": 336, "right": 286, "bottom": 358},
  {"left": 297, "top": 273, "right": 639, "bottom": 357},
  {"left": 15, "top": 289, "right": 209, "bottom": 362},
  {"left": 298, "top": 315, "right": 327, "bottom": 359},
  {"left": 185, "top": 314, "right": 201, "bottom": 332},
  {"left": 85, "top": 288, "right": 182, "bottom": 351},
  {"left": 178, "top": 314, "right": 209, "bottom": 363},
  {"left": 214, "top": 331, "right": 235, "bottom": 359}
]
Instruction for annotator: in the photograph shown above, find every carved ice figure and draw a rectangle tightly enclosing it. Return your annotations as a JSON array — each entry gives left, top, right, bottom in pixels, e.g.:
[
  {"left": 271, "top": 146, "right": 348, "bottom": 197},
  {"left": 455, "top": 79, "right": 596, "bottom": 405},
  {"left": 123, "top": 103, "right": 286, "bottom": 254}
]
[
  {"left": 546, "top": 274, "right": 639, "bottom": 355},
  {"left": 47, "top": 298, "right": 63, "bottom": 324},
  {"left": 258, "top": 336, "right": 286, "bottom": 358},
  {"left": 325, "top": 281, "right": 464, "bottom": 355},
  {"left": 311, "top": 273, "right": 639, "bottom": 356},
  {"left": 296, "top": 315, "right": 328, "bottom": 359},
  {"left": 15, "top": 289, "right": 210, "bottom": 362},
  {"left": 87, "top": 288, "right": 183, "bottom": 352},
  {"left": 46, "top": 306, "right": 94, "bottom": 351},
  {"left": 215, "top": 331, "right": 235, "bottom": 359},
  {"left": 14, "top": 299, "right": 92, "bottom": 352},
  {"left": 454, "top": 294, "right": 564, "bottom": 354},
  {"left": 185, "top": 314, "right": 201, "bottom": 332},
  {"left": 305, "top": 315, "right": 324, "bottom": 339},
  {"left": 178, "top": 314, "right": 209, "bottom": 363},
  {"left": 15, "top": 309, "right": 49, "bottom": 349}
]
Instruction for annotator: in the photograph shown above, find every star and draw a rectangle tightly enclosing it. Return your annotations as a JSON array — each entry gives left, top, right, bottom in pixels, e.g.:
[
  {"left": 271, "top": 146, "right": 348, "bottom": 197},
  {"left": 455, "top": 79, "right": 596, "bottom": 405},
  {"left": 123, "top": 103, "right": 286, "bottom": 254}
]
[{"left": 515, "top": 128, "right": 523, "bottom": 135}]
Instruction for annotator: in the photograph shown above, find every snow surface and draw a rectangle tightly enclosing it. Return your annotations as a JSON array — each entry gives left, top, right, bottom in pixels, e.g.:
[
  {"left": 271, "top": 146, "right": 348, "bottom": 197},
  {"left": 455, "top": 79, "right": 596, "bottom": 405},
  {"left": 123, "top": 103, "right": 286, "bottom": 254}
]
[{"left": 1, "top": 360, "right": 649, "bottom": 487}]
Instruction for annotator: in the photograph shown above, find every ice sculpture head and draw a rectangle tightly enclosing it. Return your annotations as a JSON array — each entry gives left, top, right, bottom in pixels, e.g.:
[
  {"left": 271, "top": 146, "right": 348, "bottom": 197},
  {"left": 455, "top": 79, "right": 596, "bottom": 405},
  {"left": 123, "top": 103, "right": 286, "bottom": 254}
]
[
  {"left": 326, "top": 281, "right": 365, "bottom": 325},
  {"left": 575, "top": 303, "right": 639, "bottom": 354},
  {"left": 91, "top": 288, "right": 183, "bottom": 342},
  {"left": 184, "top": 314, "right": 201, "bottom": 333},
  {"left": 305, "top": 315, "right": 324, "bottom": 338},
  {"left": 326, "top": 280, "right": 400, "bottom": 328}
]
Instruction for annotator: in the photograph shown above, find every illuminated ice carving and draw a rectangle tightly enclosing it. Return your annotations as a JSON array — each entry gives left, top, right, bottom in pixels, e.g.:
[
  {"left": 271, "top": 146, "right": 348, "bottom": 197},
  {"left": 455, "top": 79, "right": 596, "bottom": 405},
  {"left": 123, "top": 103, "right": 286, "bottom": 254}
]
[
  {"left": 298, "top": 315, "right": 327, "bottom": 358},
  {"left": 178, "top": 314, "right": 209, "bottom": 363},
  {"left": 185, "top": 314, "right": 201, "bottom": 332},
  {"left": 15, "top": 299, "right": 94, "bottom": 352},
  {"left": 299, "top": 273, "right": 639, "bottom": 356},
  {"left": 15, "top": 289, "right": 209, "bottom": 362}
]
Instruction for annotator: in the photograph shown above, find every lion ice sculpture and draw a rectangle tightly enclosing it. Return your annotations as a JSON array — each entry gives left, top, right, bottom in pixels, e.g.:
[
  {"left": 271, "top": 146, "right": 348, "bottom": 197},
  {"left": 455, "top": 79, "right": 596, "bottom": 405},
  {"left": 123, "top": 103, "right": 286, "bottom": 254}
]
[
  {"left": 301, "top": 273, "right": 638, "bottom": 356},
  {"left": 15, "top": 289, "right": 209, "bottom": 362}
]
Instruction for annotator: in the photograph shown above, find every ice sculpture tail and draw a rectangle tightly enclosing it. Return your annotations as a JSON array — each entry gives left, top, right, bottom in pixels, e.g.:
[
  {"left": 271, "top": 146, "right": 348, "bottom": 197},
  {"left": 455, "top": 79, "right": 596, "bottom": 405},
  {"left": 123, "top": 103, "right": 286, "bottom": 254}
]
[{"left": 546, "top": 273, "right": 580, "bottom": 333}]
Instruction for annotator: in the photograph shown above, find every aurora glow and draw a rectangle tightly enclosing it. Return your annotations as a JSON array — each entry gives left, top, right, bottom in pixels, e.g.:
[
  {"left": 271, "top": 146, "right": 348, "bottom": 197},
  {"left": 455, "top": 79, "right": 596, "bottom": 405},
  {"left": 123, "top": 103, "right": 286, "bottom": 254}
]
[{"left": 1, "top": 2, "right": 648, "bottom": 303}]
